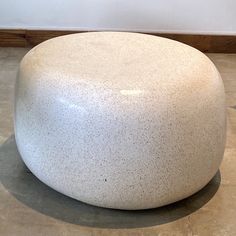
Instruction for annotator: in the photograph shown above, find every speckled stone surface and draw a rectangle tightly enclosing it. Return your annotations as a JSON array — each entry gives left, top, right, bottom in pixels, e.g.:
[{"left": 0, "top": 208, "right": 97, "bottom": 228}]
[{"left": 14, "top": 32, "right": 226, "bottom": 210}]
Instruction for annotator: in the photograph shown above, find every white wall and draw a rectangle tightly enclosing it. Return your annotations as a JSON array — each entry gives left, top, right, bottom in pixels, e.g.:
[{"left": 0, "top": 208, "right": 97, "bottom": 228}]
[{"left": 0, "top": 0, "right": 236, "bottom": 35}]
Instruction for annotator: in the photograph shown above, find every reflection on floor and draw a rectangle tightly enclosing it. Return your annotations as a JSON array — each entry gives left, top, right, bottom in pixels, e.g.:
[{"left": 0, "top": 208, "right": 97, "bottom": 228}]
[{"left": 0, "top": 48, "right": 236, "bottom": 235}]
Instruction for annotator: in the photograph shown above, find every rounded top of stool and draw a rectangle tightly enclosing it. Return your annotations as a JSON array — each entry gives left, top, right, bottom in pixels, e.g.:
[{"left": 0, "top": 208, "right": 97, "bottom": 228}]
[{"left": 20, "top": 32, "right": 218, "bottom": 93}]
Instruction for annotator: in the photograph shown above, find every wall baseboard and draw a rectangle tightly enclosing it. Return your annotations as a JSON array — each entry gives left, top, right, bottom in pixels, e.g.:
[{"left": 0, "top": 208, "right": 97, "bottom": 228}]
[{"left": 0, "top": 29, "right": 236, "bottom": 53}]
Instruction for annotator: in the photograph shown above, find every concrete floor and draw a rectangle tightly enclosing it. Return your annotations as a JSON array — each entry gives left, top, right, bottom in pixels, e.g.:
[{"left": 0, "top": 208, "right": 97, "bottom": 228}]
[{"left": 0, "top": 48, "right": 236, "bottom": 236}]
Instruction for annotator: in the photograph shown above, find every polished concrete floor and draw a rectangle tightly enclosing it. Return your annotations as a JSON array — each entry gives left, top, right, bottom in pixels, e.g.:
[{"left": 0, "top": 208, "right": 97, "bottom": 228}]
[{"left": 0, "top": 48, "right": 236, "bottom": 236}]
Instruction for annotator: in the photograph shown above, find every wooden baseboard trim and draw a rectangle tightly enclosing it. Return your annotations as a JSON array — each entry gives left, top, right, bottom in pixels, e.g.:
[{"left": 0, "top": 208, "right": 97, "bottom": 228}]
[{"left": 0, "top": 29, "right": 236, "bottom": 53}]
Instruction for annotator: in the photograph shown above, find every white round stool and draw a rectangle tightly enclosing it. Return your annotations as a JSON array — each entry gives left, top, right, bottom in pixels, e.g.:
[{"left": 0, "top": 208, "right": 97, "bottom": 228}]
[{"left": 14, "top": 32, "right": 226, "bottom": 210}]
